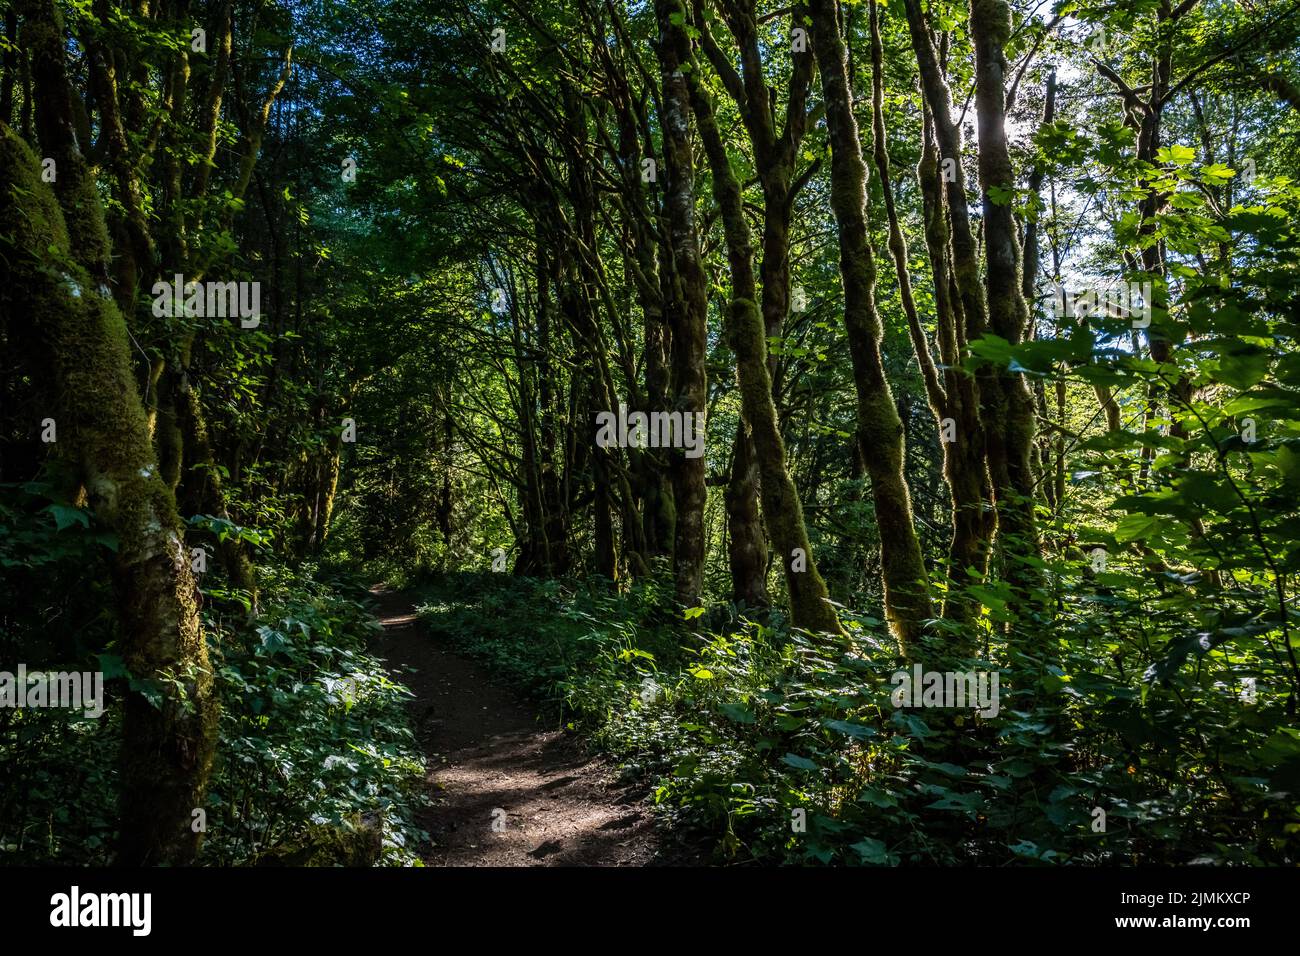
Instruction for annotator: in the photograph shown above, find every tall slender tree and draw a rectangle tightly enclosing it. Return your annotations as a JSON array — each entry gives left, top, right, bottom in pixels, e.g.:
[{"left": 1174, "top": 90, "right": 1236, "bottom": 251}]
[{"left": 811, "top": 0, "right": 933, "bottom": 648}]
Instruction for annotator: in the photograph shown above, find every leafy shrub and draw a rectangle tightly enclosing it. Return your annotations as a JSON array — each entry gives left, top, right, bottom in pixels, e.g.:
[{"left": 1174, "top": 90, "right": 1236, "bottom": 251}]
[
  {"left": 0, "top": 489, "right": 426, "bottom": 866},
  {"left": 200, "top": 566, "right": 427, "bottom": 865},
  {"left": 414, "top": 569, "right": 1299, "bottom": 866}
]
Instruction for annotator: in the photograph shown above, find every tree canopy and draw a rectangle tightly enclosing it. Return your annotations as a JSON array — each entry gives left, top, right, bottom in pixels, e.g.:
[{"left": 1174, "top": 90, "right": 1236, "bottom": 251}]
[{"left": 2, "top": 0, "right": 1299, "bottom": 869}]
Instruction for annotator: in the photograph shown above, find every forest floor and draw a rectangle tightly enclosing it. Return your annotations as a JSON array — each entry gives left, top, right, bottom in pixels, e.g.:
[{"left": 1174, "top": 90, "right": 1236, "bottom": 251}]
[{"left": 370, "top": 586, "right": 665, "bottom": 866}]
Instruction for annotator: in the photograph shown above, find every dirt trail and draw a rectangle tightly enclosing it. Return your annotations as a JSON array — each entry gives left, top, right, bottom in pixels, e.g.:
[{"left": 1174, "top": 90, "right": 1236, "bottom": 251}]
[{"left": 370, "top": 586, "right": 662, "bottom": 866}]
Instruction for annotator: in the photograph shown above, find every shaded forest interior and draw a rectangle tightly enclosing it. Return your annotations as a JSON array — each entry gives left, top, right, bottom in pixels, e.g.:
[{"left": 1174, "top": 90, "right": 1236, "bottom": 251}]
[{"left": 2, "top": 0, "right": 1299, "bottom": 866}]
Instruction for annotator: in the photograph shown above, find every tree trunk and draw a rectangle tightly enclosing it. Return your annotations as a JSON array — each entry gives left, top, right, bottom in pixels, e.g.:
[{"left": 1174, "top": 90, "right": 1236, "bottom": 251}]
[
  {"left": 811, "top": 0, "right": 933, "bottom": 647},
  {"left": 670, "top": 3, "right": 843, "bottom": 634},
  {"left": 726, "top": 422, "right": 771, "bottom": 607},
  {"left": 871, "top": 2, "right": 986, "bottom": 629},
  {"left": 653, "top": 0, "right": 710, "bottom": 609},
  {"left": 692, "top": 0, "right": 819, "bottom": 612},
  {"left": 970, "top": 0, "right": 1043, "bottom": 599},
  {"left": 917, "top": 100, "right": 993, "bottom": 626},
  {"left": 1, "top": 123, "right": 216, "bottom": 866}
]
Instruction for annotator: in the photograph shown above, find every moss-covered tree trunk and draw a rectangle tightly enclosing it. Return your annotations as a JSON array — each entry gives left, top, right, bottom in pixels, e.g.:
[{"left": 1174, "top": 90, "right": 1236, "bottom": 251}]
[
  {"left": 904, "top": 0, "right": 1005, "bottom": 623},
  {"left": 559, "top": 249, "right": 621, "bottom": 583},
  {"left": 158, "top": 12, "right": 285, "bottom": 608},
  {"left": 918, "top": 120, "right": 995, "bottom": 625},
  {"left": 536, "top": 242, "right": 571, "bottom": 575},
  {"left": 969, "top": 0, "right": 1043, "bottom": 601},
  {"left": 692, "top": 0, "right": 819, "bottom": 612},
  {"left": 671, "top": 4, "right": 842, "bottom": 635},
  {"left": 34, "top": 0, "right": 264, "bottom": 612},
  {"left": 726, "top": 424, "right": 771, "bottom": 607},
  {"left": 179, "top": 382, "right": 259, "bottom": 607},
  {"left": 596, "top": 41, "right": 677, "bottom": 569},
  {"left": 653, "top": 0, "right": 710, "bottom": 609},
  {"left": 1, "top": 124, "right": 216, "bottom": 866},
  {"left": 811, "top": 0, "right": 933, "bottom": 648},
  {"left": 870, "top": 2, "right": 987, "bottom": 629},
  {"left": 560, "top": 84, "right": 642, "bottom": 582}
]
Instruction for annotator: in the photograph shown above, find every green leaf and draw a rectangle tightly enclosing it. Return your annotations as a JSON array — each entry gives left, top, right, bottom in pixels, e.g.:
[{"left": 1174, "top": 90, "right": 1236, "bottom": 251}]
[
  {"left": 127, "top": 677, "right": 165, "bottom": 710},
  {"left": 1216, "top": 347, "right": 1270, "bottom": 390},
  {"left": 719, "top": 702, "right": 755, "bottom": 723},
  {"left": 851, "top": 838, "right": 891, "bottom": 864},
  {"left": 781, "top": 753, "right": 820, "bottom": 771},
  {"left": 96, "top": 653, "right": 129, "bottom": 680},
  {"left": 46, "top": 504, "right": 89, "bottom": 531},
  {"left": 256, "top": 625, "right": 292, "bottom": 657},
  {"left": 824, "top": 719, "right": 876, "bottom": 739},
  {"left": 1156, "top": 144, "right": 1196, "bottom": 166},
  {"left": 1114, "top": 513, "right": 1160, "bottom": 544}
]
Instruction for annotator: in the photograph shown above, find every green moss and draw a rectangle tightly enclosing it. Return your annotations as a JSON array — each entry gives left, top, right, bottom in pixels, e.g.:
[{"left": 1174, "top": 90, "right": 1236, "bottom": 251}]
[
  {"left": 18, "top": 16, "right": 112, "bottom": 275},
  {"left": 1, "top": 122, "right": 218, "bottom": 865},
  {"left": 726, "top": 296, "right": 843, "bottom": 635},
  {"left": 971, "top": 0, "right": 1013, "bottom": 50}
]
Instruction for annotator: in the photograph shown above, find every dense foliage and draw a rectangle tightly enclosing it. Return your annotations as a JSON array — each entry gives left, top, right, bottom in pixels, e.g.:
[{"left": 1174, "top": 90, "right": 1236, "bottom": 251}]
[
  {"left": 417, "top": 569, "right": 1296, "bottom": 864},
  {"left": 0, "top": 498, "right": 425, "bottom": 864},
  {"left": 2, "top": 0, "right": 1298, "bottom": 866}
]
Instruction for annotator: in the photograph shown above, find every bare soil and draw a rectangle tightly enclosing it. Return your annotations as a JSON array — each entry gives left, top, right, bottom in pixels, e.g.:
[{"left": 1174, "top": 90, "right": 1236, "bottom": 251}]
[{"left": 370, "top": 586, "right": 665, "bottom": 866}]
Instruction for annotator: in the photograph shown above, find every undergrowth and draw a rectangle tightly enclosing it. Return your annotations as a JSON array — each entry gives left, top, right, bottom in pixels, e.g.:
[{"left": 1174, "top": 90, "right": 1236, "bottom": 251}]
[
  {"left": 415, "top": 570, "right": 1299, "bottom": 866},
  {"left": 0, "top": 486, "right": 426, "bottom": 865}
]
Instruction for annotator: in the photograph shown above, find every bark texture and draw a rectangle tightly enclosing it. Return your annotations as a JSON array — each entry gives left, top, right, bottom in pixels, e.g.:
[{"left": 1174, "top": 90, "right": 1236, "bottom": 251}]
[
  {"left": 1, "top": 123, "right": 217, "bottom": 866},
  {"left": 812, "top": 0, "right": 933, "bottom": 647}
]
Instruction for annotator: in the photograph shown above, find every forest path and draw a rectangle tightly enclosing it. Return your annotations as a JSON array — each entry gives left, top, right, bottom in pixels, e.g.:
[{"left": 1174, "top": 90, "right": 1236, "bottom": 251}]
[{"left": 369, "top": 585, "right": 662, "bottom": 866}]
